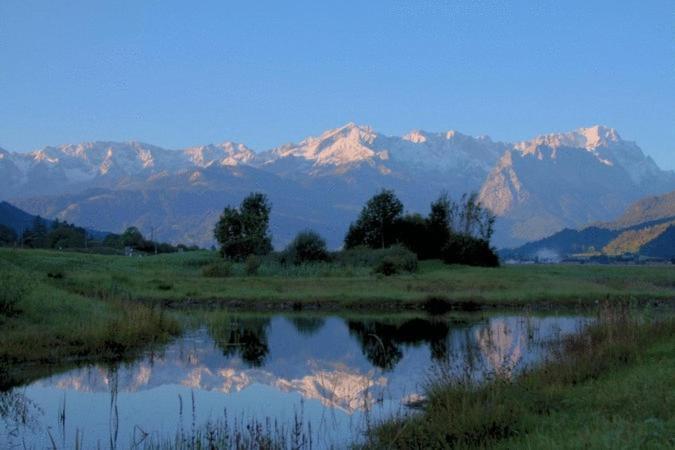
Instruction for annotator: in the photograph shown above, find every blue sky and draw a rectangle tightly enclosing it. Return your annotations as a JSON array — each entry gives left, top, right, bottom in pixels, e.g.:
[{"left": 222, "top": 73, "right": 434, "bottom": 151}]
[{"left": 1, "top": 1, "right": 673, "bottom": 167}]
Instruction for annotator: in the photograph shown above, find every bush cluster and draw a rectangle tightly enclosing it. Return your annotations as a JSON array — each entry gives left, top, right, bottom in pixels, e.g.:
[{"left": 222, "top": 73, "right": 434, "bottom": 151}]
[
  {"left": 441, "top": 235, "right": 500, "bottom": 267},
  {"left": 367, "top": 246, "right": 419, "bottom": 276},
  {"left": 281, "top": 230, "right": 330, "bottom": 265}
]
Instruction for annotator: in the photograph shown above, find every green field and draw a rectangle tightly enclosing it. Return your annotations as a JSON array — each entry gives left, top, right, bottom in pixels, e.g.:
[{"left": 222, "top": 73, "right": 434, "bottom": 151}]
[{"left": 2, "top": 248, "right": 674, "bottom": 312}]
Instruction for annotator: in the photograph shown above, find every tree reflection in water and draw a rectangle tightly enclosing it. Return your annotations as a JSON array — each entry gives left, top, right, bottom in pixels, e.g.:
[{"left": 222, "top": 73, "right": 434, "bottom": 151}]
[
  {"left": 209, "top": 315, "right": 452, "bottom": 372},
  {"left": 348, "top": 318, "right": 451, "bottom": 371},
  {"left": 288, "top": 316, "right": 326, "bottom": 336},
  {"left": 209, "top": 317, "right": 271, "bottom": 367}
]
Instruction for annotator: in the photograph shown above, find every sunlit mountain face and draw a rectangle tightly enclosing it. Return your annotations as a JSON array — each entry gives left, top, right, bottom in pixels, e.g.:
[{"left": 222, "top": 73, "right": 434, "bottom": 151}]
[{"left": 1, "top": 313, "right": 590, "bottom": 449}]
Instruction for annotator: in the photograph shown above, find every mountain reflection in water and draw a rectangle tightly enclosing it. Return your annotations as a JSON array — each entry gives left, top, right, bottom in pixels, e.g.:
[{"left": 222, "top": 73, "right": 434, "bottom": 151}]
[{"left": 1, "top": 313, "right": 589, "bottom": 449}]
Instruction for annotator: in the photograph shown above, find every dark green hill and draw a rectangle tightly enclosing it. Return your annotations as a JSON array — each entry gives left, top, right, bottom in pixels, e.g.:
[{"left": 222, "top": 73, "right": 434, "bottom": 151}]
[
  {"left": 0, "top": 201, "right": 108, "bottom": 239},
  {"left": 0, "top": 201, "right": 53, "bottom": 233}
]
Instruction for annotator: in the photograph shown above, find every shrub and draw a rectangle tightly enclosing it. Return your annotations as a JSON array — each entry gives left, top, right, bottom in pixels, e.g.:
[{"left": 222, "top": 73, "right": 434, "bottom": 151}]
[
  {"left": 201, "top": 261, "right": 233, "bottom": 278},
  {"left": 283, "top": 230, "right": 330, "bottom": 265},
  {"left": 245, "top": 255, "right": 262, "bottom": 276},
  {"left": 373, "top": 256, "right": 401, "bottom": 276},
  {"left": 372, "top": 245, "right": 418, "bottom": 276},
  {"left": 0, "top": 270, "right": 30, "bottom": 316},
  {"left": 441, "top": 235, "right": 499, "bottom": 267}
]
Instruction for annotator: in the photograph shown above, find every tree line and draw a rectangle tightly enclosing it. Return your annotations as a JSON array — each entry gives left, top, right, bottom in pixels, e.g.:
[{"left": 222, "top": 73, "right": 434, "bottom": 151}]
[
  {"left": 214, "top": 189, "right": 499, "bottom": 267},
  {"left": 0, "top": 216, "right": 196, "bottom": 254}
]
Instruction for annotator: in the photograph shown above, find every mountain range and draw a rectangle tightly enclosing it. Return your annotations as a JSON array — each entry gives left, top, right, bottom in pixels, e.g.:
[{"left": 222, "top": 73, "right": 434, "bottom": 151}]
[{"left": 1, "top": 124, "right": 673, "bottom": 248}]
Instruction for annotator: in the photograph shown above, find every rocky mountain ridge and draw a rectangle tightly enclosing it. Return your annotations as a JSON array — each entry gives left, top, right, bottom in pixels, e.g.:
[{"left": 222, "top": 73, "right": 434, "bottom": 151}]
[{"left": 2, "top": 124, "right": 673, "bottom": 248}]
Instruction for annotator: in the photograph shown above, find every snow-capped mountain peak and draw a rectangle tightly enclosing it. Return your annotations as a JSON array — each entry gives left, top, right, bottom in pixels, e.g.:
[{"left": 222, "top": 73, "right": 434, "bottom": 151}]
[
  {"left": 511, "top": 125, "right": 663, "bottom": 184},
  {"left": 515, "top": 125, "right": 621, "bottom": 155},
  {"left": 265, "top": 123, "right": 382, "bottom": 167},
  {"left": 578, "top": 125, "right": 621, "bottom": 149},
  {"left": 402, "top": 130, "right": 429, "bottom": 143},
  {"left": 184, "top": 142, "right": 255, "bottom": 168},
  {"left": 3, "top": 123, "right": 673, "bottom": 250}
]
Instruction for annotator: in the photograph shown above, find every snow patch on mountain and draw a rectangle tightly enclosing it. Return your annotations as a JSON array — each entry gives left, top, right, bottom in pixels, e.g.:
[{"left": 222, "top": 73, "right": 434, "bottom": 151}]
[
  {"left": 513, "top": 125, "right": 667, "bottom": 185},
  {"left": 264, "top": 123, "right": 382, "bottom": 167},
  {"left": 184, "top": 142, "right": 255, "bottom": 168}
]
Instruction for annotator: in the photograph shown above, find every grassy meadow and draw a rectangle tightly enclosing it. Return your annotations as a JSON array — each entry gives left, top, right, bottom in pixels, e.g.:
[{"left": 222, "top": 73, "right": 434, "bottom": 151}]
[
  {"left": 1, "top": 248, "right": 674, "bottom": 312},
  {"left": 0, "top": 249, "right": 181, "bottom": 389}
]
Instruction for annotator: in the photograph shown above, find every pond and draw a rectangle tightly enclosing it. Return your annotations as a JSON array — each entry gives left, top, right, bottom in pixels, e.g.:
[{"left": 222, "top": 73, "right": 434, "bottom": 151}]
[{"left": 1, "top": 312, "right": 591, "bottom": 449}]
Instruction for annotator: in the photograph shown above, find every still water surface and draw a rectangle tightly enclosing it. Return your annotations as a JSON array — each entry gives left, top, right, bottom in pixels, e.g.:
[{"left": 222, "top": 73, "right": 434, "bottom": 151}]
[{"left": 1, "top": 313, "right": 590, "bottom": 449}]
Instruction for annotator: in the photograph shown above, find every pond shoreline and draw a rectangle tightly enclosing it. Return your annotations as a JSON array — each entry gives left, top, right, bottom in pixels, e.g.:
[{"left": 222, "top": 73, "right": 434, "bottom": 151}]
[{"left": 153, "top": 295, "right": 672, "bottom": 313}]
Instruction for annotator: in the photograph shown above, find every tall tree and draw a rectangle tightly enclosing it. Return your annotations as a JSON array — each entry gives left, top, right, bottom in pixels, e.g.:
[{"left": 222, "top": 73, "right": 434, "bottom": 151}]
[
  {"left": 121, "top": 226, "right": 146, "bottom": 249},
  {"left": 344, "top": 189, "right": 404, "bottom": 249},
  {"left": 214, "top": 192, "right": 273, "bottom": 260},
  {"left": 455, "top": 193, "right": 495, "bottom": 241},
  {"left": 425, "top": 192, "right": 454, "bottom": 258},
  {"left": 24, "top": 215, "right": 48, "bottom": 248}
]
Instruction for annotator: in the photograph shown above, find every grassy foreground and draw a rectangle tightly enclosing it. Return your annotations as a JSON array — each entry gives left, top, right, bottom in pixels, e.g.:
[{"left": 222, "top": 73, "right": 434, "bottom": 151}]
[
  {"left": 1, "top": 248, "right": 674, "bottom": 311},
  {"left": 366, "top": 306, "right": 675, "bottom": 449},
  {"left": 0, "top": 250, "right": 180, "bottom": 389}
]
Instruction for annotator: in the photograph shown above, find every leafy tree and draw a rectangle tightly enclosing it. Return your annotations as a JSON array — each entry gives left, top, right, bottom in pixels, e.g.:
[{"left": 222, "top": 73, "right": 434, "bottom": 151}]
[
  {"left": 214, "top": 192, "right": 273, "bottom": 260},
  {"left": 395, "top": 213, "right": 428, "bottom": 257},
  {"left": 425, "top": 193, "right": 453, "bottom": 257},
  {"left": 284, "top": 230, "right": 330, "bottom": 265},
  {"left": 23, "top": 216, "right": 48, "bottom": 248},
  {"left": 33, "top": 215, "right": 47, "bottom": 236},
  {"left": 344, "top": 189, "right": 404, "bottom": 249},
  {"left": 454, "top": 193, "right": 495, "bottom": 241},
  {"left": 0, "top": 225, "right": 17, "bottom": 246},
  {"left": 47, "top": 222, "right": 86, "bottom": 248},
  {"left": 121, "top": 226, "right": 146, "bottom": 249}
]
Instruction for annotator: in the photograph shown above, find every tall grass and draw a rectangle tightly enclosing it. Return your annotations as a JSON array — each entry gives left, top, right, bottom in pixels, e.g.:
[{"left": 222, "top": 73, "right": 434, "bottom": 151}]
[
  {"left": 363, "top": 304, "right": 675, "bottom": 449},
  {"left": 141, "top": 404, "right": 313, "bottom": 450}
]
